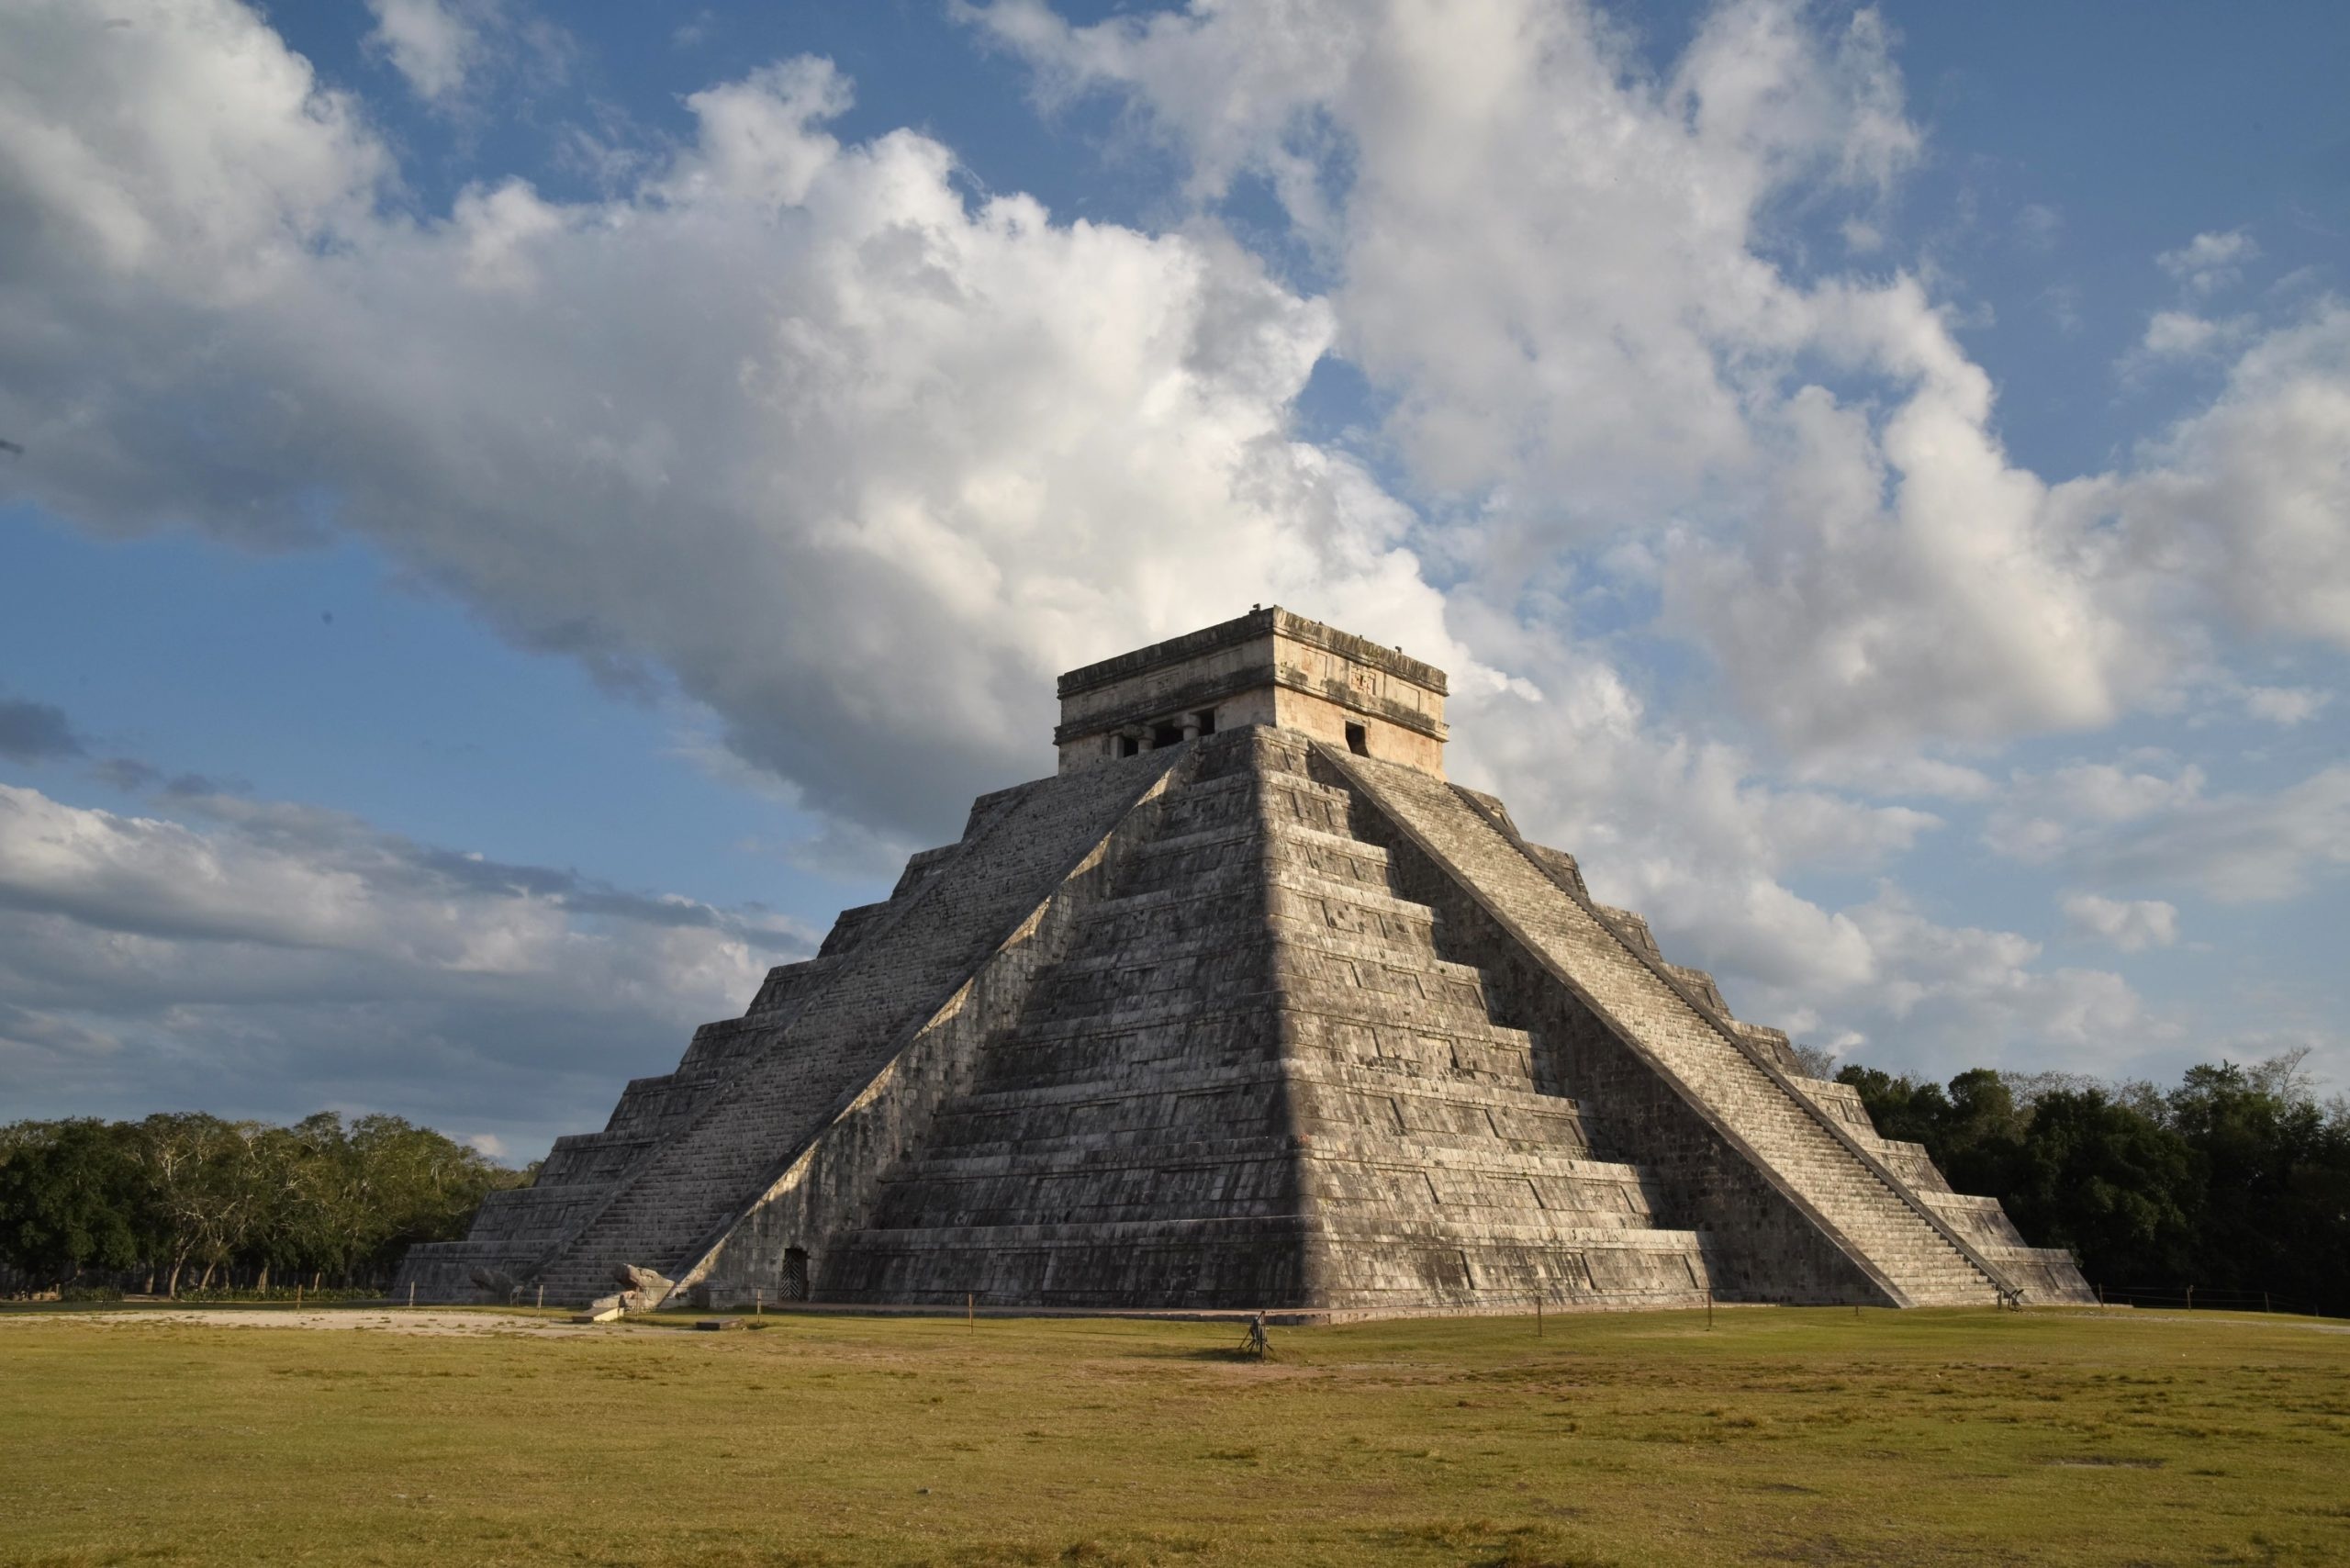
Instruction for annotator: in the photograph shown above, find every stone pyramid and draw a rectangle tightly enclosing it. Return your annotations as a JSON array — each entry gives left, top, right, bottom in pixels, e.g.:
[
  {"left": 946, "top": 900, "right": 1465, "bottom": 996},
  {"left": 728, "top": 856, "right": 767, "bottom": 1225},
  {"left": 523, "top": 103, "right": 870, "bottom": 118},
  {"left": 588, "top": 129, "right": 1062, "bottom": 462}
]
[{"left": 398, "top": 609, "right": 2092, "bottom": 1313}]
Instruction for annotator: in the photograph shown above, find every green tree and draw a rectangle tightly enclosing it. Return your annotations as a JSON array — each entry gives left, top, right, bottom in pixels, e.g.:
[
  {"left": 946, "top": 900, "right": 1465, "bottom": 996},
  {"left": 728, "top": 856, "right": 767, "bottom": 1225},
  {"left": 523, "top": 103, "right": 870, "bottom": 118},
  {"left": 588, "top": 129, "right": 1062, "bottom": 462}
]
[
  {"left": 0, "top": 1119, "right": 148, "bottom": 1288},
  {"left": 134, "top": 1113, "right": 277, "bottom": 1295},
  {"left": 2162, "top": 1056, "right": 2350, "bottom": 1306},
  {"left": 1995, "top": 1088, "right": 2199, "bottom": 1288}
]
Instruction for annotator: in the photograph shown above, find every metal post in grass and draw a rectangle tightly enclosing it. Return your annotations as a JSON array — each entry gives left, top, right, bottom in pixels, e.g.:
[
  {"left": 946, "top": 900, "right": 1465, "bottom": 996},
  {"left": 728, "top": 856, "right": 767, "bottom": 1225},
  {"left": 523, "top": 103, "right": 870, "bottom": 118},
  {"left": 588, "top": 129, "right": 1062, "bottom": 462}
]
[
  {"left": 2263, "top": 1292, "right": 2270, "bottom": 1314},
  {"left": 2186, "top": 1284, "right": 2194, "bottom": 1311},
  {"left": 755, "top": 1287, "right": 762, "bottom": 1316},
  {"left": 1707, "top": 1287, "right": 1714, "bottom": 1332},
  {"left": 968, "top": 1292, "right": 974, "bottom": 1328},
  {"left": 537, "top": 1283, "right": 544, "bottom": 1309},
  {"left": 408, "top": 1280, "right": 416, "bottom": 1308}
]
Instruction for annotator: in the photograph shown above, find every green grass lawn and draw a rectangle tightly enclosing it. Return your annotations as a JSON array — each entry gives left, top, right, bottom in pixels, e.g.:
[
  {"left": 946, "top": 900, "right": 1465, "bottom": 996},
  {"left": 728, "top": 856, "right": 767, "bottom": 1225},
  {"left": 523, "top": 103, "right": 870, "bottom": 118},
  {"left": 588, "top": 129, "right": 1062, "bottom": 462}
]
[{"left": 2, "top": 1305, "right": 2345, "bottom": 1567}]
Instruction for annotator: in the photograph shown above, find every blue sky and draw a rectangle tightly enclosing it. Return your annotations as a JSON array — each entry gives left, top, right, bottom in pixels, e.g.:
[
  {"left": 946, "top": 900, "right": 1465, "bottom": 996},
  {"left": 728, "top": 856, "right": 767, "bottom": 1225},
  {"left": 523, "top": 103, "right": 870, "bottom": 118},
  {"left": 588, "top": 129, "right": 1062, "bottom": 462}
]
[{"left": 1, "top": 0, "right": 2344, "bottom": 1160}]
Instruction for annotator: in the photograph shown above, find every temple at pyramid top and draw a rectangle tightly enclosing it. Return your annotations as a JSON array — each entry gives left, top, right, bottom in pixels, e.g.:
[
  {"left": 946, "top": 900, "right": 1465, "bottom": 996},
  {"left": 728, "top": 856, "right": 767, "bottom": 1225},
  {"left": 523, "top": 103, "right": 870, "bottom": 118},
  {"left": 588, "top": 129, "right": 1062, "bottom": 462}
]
[{"left": 1056, "top": 605, "right": 1449, "bottom": 776}]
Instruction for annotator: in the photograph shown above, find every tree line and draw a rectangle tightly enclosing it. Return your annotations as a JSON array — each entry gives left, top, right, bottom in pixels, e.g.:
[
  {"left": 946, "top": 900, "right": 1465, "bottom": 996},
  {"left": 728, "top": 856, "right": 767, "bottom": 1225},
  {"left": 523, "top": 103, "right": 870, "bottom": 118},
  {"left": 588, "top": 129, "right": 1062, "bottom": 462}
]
[
  {"left": 6, "top": 1053, "right": 2344, "bottom": 1309},
  {"left": 1834, "top": 1049, "right": 2350, "bottom": 1314},
  {"left": 0, "top": 1112, "right": 533, "bottom": 1298}
]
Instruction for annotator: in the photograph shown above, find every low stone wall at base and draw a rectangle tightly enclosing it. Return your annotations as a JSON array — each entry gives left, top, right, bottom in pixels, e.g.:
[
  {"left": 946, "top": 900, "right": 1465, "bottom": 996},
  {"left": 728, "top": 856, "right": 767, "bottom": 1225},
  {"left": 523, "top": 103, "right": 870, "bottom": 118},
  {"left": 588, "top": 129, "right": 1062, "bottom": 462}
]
[{"left": 391, "top": 1241, "right": 549, "bottom": 1304}]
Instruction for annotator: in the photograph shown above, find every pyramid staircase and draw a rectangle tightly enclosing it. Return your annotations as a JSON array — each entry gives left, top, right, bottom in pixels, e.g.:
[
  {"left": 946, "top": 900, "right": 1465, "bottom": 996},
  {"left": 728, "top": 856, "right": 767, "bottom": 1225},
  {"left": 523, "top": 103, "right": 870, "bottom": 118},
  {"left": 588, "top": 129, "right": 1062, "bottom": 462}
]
[{"left": 814, "top": 727, "right": 1711, "bottom": 1309}]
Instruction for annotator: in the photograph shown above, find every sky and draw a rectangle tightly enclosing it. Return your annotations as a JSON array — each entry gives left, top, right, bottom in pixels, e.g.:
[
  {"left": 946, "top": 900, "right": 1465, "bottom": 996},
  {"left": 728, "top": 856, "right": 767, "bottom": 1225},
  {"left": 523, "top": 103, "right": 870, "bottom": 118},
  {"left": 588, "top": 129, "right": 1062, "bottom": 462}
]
[{"left": 0, "top": 0, "right": 2344, "bottom": 1163}]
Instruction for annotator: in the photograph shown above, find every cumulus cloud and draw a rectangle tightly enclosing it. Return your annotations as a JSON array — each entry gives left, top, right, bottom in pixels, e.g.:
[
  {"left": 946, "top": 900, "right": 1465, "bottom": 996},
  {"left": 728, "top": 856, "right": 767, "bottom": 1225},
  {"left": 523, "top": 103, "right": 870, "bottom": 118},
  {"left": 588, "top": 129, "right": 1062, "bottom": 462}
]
[
  {"left": 0, "top": 0, "right": 386, "bottom": 304},
  {"left": 2158, "top": 229, "right": 2260, "bottom": 297},
  {"left": 2135, "top": 309, "right": 2247, "bottom": 360},
  {"left": 0, "top": 0, "right": 1466, "bottom": 846},
  {"left": 364, "top": 0, "right": 479, "bottom": 100},
  {"left": 979, "top": 0, "right": 2350, "bottom": 780},
  {"left": 2060, "top": 891, "right": 2179, "bottom": 953},
  {"left": 0, "top": 778, "right": 810, "bottom": 1152},
  {"left": 2066, "top": 304, "right": 2350, "bottom": 654},
  {"left": 985, "top": 0, "right": 1916, "bottom": 520}
]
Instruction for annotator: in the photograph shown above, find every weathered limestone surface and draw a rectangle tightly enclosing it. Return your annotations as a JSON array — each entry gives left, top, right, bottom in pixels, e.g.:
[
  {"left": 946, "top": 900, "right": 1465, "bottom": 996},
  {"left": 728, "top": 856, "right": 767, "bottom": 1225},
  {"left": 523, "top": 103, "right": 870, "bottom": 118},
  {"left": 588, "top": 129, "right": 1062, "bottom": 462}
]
[
  {"left": 397, "top": 609, "right": 2091, "bottom": 1312},
  {"left": 1315, "top": 747, "right": 2013, "bottom": 1306},
  {"left": 769, "top": 728, "right": 1710, "bottom": 1310}
]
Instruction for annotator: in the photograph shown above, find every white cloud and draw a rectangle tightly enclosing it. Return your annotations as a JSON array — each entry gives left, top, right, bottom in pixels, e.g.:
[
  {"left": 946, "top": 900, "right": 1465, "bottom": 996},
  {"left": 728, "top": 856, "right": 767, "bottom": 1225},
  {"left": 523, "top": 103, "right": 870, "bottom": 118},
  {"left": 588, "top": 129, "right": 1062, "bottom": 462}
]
[
  {"left": 2066, "top": 304, "right": 2350, "bottom": 654},
  {"left": 1985, "top": 761, "right": 2207, "bottom": 864},
  {"left": 0, "top": 0, "right": 1472, "bottom": 843},
  {"left": 2090, "top": 766, "right": 2350, "bottom": 903},
  {"left": 1982, "top": 760, "right": 2350, "bottom": 905},
  {"left": 1698, "top": 883, "right": 2159, "bottom": 1077},
  {"left": 2243, "top": 684, "right": 2331, "bottom": 725},
  {"left": 980, "top": 1, "right": 2350, "bottom": 782},
  {"left": 2139, "top": 309, "right": 2237, "bottom": 358},
  {"left": 2158, "top": 229, "right": 2260, "bottom": 297},
  {"left": 365, "top": 0, "right": 479, "bottom": 101},
  {"left": 2116, "top": 308, "right": 2255, "bottom": 383},
  {"left": 2060, "top": 891, "right": 2179, "bottom": 953},
  {"left": 0, "top": 0, "right": 385, "bottom": 304},
  {"left": 979, "top": 0, "right": 1916, "bottom": 520}
]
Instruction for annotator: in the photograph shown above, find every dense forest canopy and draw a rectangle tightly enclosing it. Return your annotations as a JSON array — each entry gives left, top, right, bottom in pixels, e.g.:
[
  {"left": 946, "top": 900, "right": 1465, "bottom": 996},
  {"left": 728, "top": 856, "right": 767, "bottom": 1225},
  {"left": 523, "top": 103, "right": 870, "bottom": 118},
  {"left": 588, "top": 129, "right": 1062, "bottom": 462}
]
[
  {"left": 0, "top": 1112, "right": 532, "bottom": 1296},
  {"left": 1835, "top": 1048, "right": 2350, "bottom": 1312}
]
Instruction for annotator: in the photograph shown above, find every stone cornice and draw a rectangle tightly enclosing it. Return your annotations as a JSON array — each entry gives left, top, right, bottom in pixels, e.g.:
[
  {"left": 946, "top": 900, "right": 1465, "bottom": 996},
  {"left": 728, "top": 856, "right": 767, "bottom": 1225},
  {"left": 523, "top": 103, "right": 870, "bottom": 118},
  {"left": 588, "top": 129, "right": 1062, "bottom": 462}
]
[{"left": 1057, "top": 605, "right": 1449, "bottom": 700}]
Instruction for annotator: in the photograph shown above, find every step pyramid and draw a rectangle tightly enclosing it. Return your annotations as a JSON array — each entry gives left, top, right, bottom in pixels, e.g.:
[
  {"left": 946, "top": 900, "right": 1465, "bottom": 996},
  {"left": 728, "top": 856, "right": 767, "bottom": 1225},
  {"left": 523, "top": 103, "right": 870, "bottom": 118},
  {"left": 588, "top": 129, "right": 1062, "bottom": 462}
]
[{"left": 397, "top": 609, "right": 2092, "bottom": 1313}]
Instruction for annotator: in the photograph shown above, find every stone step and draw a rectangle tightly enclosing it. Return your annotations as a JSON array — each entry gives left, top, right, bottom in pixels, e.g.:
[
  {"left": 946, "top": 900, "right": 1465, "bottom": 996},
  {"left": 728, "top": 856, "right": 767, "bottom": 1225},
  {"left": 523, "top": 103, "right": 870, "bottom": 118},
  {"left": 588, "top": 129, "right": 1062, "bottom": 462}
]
[
  {"left": 929, "top": 1058, "right": 1586, "bottom": 1122},
  {"left": 887, "top": 1129, "right": 1643, "bottom": 1182},
  {"left": 1327, "top": 749, "right": 2006, "bottom": 1306}
]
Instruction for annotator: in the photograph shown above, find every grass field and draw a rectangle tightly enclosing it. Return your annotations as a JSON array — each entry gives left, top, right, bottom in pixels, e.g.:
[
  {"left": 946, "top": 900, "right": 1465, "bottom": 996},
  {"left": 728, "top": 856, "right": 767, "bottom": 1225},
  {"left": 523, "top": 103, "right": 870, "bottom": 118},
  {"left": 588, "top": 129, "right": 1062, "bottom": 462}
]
[{"left": 2, "top": 1305, "right": 2345, "bottom": 1567}]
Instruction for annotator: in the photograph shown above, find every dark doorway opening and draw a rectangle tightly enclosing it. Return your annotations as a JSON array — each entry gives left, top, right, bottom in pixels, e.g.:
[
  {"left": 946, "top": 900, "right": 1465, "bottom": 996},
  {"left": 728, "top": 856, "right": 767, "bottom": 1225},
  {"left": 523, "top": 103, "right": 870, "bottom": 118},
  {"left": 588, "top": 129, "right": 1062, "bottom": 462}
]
[
  {"left": 783, "top": 1247, "right": 811, "bottom": 1301},
  {"left": 1151, "top": 722, "right": 1185, "bottom": 748},
  {"left": 1345, "top": 722, "right": 1370, "bottom": 756},
  {"left": 1194, "top": 709, "right": 1217, "bottom": 735},
  {"left": 1118, "top": 734, "right": 1141, "bottom": 757}
]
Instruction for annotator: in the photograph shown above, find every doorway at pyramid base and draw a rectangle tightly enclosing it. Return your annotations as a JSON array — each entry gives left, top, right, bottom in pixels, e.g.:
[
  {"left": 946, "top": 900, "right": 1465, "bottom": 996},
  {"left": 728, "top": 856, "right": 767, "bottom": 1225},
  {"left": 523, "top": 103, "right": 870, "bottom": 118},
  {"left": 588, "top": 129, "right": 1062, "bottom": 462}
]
[{"left": 397, "top": 611, "right": 2091, "bottom": 1316}]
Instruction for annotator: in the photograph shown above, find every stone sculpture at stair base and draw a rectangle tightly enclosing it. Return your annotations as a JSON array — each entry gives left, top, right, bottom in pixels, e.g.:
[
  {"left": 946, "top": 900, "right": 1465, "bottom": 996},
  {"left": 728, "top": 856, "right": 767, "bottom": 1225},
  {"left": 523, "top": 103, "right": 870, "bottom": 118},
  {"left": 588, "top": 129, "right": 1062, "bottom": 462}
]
[{"left": 397, "top": 608, "right": 2093, "bottom": 1314}]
